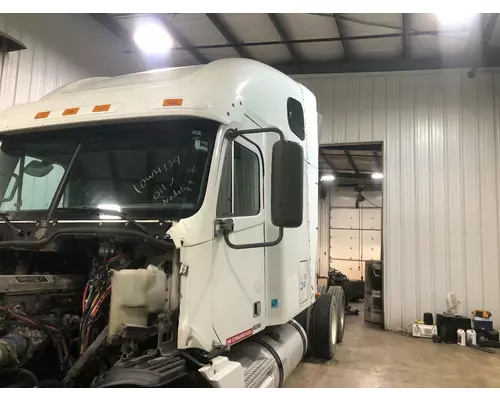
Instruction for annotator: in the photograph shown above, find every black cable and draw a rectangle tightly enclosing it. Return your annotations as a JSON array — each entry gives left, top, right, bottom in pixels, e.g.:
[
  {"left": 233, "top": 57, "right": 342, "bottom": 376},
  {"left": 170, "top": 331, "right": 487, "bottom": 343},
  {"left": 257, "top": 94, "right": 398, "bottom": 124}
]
[
  {"left": 64, "top": 325, "right": 108, "bottom": 384},
  {"left": 364, "top": 197, "right": 381, "bottom": 208},
  {"left": 0, "top": 368, "right": 39, "bottom": 387}
]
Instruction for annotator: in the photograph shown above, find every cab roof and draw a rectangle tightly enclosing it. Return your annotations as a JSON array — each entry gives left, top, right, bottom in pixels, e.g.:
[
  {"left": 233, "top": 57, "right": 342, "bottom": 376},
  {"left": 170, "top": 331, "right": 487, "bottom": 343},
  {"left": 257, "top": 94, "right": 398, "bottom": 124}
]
[{"left": 0, "top": 58, "right": 303, "bottom": 136}]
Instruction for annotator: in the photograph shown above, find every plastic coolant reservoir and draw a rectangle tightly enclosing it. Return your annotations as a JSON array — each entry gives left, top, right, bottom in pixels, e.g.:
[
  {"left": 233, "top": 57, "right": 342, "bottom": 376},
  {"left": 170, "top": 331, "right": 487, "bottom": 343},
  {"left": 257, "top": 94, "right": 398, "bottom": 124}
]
[
  {"left": 466, "top": 329, "right": 477, "bottom": 346},
  {"left": 457, "top": 328, "right": 466, "bottom": 347},
  {"left": 108, "top": 265, "right": 167, "bottom": 337}
]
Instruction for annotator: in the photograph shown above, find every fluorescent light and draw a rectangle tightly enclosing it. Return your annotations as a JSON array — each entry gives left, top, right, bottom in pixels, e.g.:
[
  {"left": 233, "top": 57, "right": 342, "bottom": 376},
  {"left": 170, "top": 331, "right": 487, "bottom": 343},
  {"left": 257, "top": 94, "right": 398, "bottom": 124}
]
[
  {"left": 133, "top": 23, "right": 173, "bottom": 55},
  {"left": 320, "top": 174, "right": 335, "bottom": 182},
  {"left": 435, "top": 12, "right": 476, "bottom": 27},
  {"left": 371, "top": 172, "right": 383, "bottom": 180},
  {"left": 98, "top": 203, "right": 121, "bottom": 220}
]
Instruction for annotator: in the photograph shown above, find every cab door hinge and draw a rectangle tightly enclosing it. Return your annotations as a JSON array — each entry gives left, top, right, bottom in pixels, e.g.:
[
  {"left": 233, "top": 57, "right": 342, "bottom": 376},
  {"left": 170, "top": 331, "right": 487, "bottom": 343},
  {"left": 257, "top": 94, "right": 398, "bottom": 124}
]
[
  {"left": 214, "top": 218, "right": 234, "bottom": 237},
  {"left": 179, "top": 264, "right": 189, "bottom": 276}
]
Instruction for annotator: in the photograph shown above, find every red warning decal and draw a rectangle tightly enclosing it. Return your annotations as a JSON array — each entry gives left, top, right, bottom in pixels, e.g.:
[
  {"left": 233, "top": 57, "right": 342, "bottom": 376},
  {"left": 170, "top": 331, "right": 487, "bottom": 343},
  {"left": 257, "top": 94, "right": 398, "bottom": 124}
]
[{"left": 226, "top": 328, "right": 253, "bottom": 345}]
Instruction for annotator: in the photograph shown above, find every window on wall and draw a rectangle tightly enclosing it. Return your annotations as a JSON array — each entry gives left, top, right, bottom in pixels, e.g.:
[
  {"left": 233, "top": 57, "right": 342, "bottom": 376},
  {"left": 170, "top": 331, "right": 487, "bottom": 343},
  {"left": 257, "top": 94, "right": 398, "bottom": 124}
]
[
  {"left": 216, "top": 141, "right": 260, "bottom": 217},
  {"left": 287, "top": 97, "right": 305, "bottom": 140}
]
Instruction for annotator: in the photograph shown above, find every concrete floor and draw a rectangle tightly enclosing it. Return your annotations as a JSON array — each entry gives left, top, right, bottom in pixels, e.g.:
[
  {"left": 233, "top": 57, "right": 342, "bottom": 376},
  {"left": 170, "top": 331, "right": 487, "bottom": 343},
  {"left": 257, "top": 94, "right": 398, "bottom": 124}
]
[{"left": 285, "top": 304, "right": 500, "bottom": 388}]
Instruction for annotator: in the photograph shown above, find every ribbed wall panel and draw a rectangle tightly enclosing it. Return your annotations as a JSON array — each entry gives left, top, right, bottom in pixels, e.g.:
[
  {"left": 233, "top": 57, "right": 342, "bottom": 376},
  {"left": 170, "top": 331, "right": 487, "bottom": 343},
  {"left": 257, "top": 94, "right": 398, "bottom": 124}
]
[
  {"left": 0, "top": 13, "right": 142, "bottom": 112},
  {"left": 297, "top": 69, "right": 500, "bottom": 330}
]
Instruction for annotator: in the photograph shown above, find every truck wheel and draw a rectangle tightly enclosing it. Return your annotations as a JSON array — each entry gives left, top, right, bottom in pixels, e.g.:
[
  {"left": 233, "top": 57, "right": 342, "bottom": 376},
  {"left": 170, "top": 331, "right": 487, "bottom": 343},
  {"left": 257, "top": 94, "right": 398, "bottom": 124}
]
[
  {"left": 328, "top": 286, "right": 346, "bottom": 343},
  {"left": 312, "top": 292, "right": 338, "bottom": 360}
]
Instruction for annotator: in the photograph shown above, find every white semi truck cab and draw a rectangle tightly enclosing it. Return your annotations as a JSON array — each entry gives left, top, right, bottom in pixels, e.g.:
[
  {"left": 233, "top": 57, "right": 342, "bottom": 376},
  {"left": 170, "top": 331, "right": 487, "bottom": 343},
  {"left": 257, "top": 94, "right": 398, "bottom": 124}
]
[{"left": 0, "top": 59, "right": 345, "bottom": 388}]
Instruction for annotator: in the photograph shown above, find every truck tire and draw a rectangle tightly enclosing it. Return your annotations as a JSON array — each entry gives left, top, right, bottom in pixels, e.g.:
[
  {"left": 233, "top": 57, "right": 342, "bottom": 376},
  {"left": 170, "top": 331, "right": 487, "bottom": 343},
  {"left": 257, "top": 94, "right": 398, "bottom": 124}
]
[
  {"left": 327, "top": 286, "right": 346, "bottom": 343},
  {"left": 312, "top": 292, "right": 338, "bottom": 360}
]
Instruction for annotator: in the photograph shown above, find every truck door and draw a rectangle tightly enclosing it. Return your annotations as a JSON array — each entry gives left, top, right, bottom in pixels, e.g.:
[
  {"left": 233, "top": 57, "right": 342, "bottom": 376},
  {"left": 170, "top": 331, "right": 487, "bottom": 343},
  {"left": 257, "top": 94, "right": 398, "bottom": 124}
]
[{"left": 212, "top": 137, "right": 265, "bottom": 345}]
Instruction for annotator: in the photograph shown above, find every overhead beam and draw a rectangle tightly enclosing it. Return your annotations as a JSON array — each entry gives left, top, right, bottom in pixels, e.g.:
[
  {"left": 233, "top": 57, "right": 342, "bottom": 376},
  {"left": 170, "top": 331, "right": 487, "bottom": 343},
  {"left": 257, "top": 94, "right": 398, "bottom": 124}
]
[
  {"left": 172, "top": 29, "right": 472, "bottom": 51},
  {"left": 319, "top": 149, "right": 339, "bottom": 176},
  {"left": 90, "top": 13, "right": 132, "bottom": 44},
  {"left": 323, "top": 172, "right": 368, "bottom": 179},
  {"left": 172, "top": 29, "right": 466, "bottom": 51},
  {"left": 206, "top": 14, "right": 251, "bottom": 59},
  {"left": 333, "top": 14, "right": 350, "bottom": 61},
  {"left": 481, "top": 13, "right": 499, "bottom": 46},
  {"left": 322, "top": 144, "right": 382, "bottom": 152},
  {"left": 336, "top": 183, "right": 382, "bottom": 189},
  {"left": 402, "top": 13, "right": 411, "bottom": 59},
  {"left": 274, "top": 52, "right": 500, "bottom": 75},
  {"left": 0, "top": 32, "right": 26, "bottom": 53},
  {"left": 160, "top": 18, "right": 209, "bottom": 64},
  {"left": 268, "top": 13, "right": 301, "bottom": 61},
  {"left": 90, "top": 13, "right": 209, "bottom": 65},
  {"left": 344, "top": 150, "right": 361, "bottom": 176},
  {"left": 468, "top": 13, "right": 499, "bottom": 78}
]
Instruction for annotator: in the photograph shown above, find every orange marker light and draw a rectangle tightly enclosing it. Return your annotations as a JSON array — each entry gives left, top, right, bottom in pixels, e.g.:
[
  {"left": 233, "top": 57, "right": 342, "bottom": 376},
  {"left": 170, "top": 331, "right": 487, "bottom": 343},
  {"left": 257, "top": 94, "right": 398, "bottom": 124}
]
[
  {"left": 163, "top": 98, "right": 183, "bottom": 107},
  {"left": 35, "top": 111, "right": 50, "bottom": 119},
  {"left": 63, "top": 107, "right": 79, "bottom": 116},
  {"left": 93, "top": 104, "right": 111, "bottom": 113}
]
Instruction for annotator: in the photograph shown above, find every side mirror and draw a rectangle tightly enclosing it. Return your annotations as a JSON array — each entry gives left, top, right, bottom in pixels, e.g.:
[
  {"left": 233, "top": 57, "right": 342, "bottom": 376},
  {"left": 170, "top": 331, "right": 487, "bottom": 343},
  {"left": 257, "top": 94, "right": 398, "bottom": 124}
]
[
  {"left": 24, "top": 160, "right": 54, "bottom": 178},
  {"left": 271, "top": 140, "right": 303, "bottom": 228}
]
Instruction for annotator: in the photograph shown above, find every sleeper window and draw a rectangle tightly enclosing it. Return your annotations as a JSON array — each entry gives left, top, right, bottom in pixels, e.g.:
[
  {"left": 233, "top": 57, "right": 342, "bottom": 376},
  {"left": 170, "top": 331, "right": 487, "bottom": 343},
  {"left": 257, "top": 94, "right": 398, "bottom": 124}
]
[{"left": 287, "top": 97, "right": 305, "bottom": 140}]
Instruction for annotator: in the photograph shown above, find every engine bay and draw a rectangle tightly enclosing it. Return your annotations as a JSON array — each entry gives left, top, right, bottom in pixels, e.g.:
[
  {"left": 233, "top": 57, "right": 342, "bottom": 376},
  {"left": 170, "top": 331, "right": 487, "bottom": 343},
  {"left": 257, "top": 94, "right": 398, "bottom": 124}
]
[{"left": 0, "top": 234, "right": 193, "bottom": 388}]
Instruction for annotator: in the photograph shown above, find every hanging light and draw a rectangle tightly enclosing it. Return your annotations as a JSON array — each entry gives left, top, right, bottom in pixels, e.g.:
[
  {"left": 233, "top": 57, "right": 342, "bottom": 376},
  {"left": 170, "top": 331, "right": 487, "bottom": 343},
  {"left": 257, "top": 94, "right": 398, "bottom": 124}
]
[
  {"left": 133, "top": 22, "right": 173, "bottom": 55},
  {"left": 435, "top": 12, "right": 477, "bottom": 28},
  {"left": 320, "top": 174, "right": 335, "bottom": 182},
  {"left": 371, "top": 172, "right": 383, "bottom": 180}
]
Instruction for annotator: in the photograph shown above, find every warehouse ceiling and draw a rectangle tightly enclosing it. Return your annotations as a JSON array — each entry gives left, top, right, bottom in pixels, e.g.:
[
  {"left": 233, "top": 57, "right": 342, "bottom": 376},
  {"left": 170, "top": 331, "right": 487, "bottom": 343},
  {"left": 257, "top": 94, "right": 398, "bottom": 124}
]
[
  {"left": 319, "top": 144, "right": 382, "bottom": 188},
  {"left": 90, "top": 13, "right": 500, "bottom": 75}
]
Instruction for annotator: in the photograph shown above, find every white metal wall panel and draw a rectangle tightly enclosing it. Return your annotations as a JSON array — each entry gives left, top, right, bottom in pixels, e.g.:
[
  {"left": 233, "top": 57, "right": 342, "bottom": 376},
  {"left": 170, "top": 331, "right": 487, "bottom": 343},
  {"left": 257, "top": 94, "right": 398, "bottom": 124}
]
[
  {"left": 0, "top": 14, "right": 142, "bottom": 112},
  {"left": 297, "top": 68, "right": 500, "bottom": 331}
]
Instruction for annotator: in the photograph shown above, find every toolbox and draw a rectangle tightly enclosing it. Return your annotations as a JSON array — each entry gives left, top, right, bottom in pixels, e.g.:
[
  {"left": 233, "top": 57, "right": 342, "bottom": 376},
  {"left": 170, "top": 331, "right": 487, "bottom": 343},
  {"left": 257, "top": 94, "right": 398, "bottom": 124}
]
[
  {"left": 477, "top": 329, "right": 499, "bottom": 342},
  {"left": 472, "top": 317, "right": 493, "bottom": 331}
]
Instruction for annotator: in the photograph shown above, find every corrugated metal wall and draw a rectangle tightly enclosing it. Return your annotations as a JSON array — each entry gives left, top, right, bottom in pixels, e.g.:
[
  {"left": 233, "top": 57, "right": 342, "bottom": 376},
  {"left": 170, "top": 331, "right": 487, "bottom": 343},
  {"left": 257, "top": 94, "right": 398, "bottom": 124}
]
[
  {"left": 0, "top": 13, "right": 142, "bottom": 112},
  {"left": 297, "top": 69, "right": 500, "bottom": 331}
]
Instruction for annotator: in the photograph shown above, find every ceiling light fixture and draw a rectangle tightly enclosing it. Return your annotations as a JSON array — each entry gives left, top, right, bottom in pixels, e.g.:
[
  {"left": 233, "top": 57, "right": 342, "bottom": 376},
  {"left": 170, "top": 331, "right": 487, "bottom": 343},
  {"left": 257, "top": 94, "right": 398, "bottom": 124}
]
[
  {"left": 320, "top": 174, "right": 335, "bottom": 182},
  {"left": 371, "top": 172, "right": 383, "bottom": 180},
  {"left": 435, "top": 12, "right": 476, "bottom": 27},
  {"left": 133, "top": 23, "right": 173, "bottom": 55}
]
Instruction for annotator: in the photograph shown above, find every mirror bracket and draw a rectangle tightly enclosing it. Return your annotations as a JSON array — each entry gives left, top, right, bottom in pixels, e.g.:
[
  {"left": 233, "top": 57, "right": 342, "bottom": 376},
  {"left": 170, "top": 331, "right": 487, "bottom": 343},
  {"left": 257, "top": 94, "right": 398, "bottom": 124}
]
[
  {"left": 225, "top": 130, "right": 239, "bottom": 141},
  {"left": 214, "top": 218, "right": 234, "bottom": 237},
  {"left": 225, "top": 127, "right": 285, "bottom": 142}
]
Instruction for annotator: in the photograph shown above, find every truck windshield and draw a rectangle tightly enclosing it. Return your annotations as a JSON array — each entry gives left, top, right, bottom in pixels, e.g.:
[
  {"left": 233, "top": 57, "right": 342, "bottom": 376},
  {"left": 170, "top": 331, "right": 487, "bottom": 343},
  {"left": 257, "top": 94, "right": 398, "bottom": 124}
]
[{"left": 0, "top": 118, "right": 218, "bottom": 220}]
